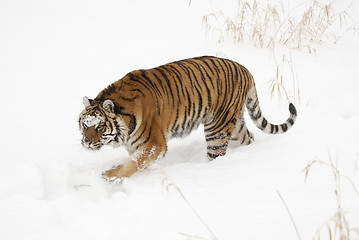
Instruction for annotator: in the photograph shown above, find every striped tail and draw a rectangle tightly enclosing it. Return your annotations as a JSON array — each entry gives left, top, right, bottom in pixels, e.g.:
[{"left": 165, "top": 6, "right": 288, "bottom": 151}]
[{"left": 246, "top": 86, "right": 297, "bottom": 134}]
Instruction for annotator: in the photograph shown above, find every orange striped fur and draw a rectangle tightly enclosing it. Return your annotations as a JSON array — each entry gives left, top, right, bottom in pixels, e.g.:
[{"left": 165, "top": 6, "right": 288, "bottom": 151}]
[{"left": 78, "top": 56, "right": 297, "bottom": 183}]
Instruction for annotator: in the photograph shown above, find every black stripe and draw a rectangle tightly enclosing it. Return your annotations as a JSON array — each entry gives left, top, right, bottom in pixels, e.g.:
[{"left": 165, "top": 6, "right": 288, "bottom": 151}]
[
  {"left": 120, "top": 96, "right": 138, "bottom": 102},
  {"left": 185, "top": 88, "right": 192, "bottom": 115},
  {"left": 178, "top": 62, "right": 196, "bottom": 94},
  {"left": 261, "top": 118, "right": 268, "bottom": 129},
  {"left": 206, "top": 89, "right": 241, "bottom": 133},
  {"left": 288, "top": 118, "right": 294, "bottom": 126},
  {"left": 207, "top": 152, "right": 219, "bottom": 159},
  {"left": 206, "top": 57, "right": 221, "bottom": 76},
  {"left": 181, "top": 106, "right": 188, "bottom": 131},
  {"left": 206, "top": 57, "right": 222, "bottom": 110},
  {"left": 240, "top": 136, "right": 246, "bottom": 145},
  {"left": 249, "top": 99, "right": 259, "bottom": 113},
  {"left": 113, "top": 120, "right": 124, "bottom": 142},
  {"left": 169, "top": 64, "right": 186, "bottom": 95},
  {"left": 128, "top": 73, "right": 151, "bottom": 90},
  {"left": 184, "top": 64, "right": 203, "bottom": 122},
  {"left": 237, "top": 121, "right": 245, "bottom": 133},
  {"left": 156, "top": 67, "right": 175, "bottom": 108},
  {"left": 223, "top": 59, "right": 234, "bottom": 89},
  {"left": 127, "top": 115, "right": 137, "bottom": 136},
  {"left": 240, "top": 68, "right": 250, "bottom": 104},
  {"left": 96, "top": 84, "right": 117, "bottom": 100},
  {"left": 170, "top": 104, "right": 180, "bottom": 133},
  {"left": 205, "top": 86, "right": 240, "bottom": 130},
  {"left": 130, "top": 88, "right": 145, "bottom": 97},
  {"left": 289, "top": 103, "right": 297, "bottom": 116},
  {"left": 159, "top": 65, "right": 182, "bottom": 106},
  {"left": 151, "top": 72, "right": 168, "bottom": 96},
  {"left": 115, "top": 106, "right": 137, "bottom": 137},
  {"left": 167, "top": 65, "right": 186, "bottom": 103},
  {"left": 215, "top": 58, "right": 228, "bottom": 111},
  {"left": 194, "top": 60, "right": 213, "bottom": 108},
  {"left": 231, "top": 61, "right": 240, "bottom": 84},
  {"left": 205, "top": 104, "right": 237, "bottom": 135},
  {"left": 200, "top": 59, "right": 215, "bottom": 88},
  {"left": 280, "top": 123, "right": 288, "bottom": 132},
  {"left": 251, "top": 110, "right": 262, "bottom": 121},
  {"left": 139, "top": 71, "right": 162, "bottom": 114},
  {"left": 184, "top": 59, "right": 212, "bottom": 108},
  {"left": 140, "top": 70, "right": 162, "bottom": 97},
  {"left": 136, "top": 126, "right": 152, "bottom": 149},
  {"left": 205, "top": 131, "right": 229, "bottom": 142},
  {"left": 205, "top": 123, "right": 228, "bottom": 138},
  {"left": 130, "top": 125, "right": 147, "bottom": 146},
  {"left": 207, "top": 144, "right": 228, "bottom": 151}
]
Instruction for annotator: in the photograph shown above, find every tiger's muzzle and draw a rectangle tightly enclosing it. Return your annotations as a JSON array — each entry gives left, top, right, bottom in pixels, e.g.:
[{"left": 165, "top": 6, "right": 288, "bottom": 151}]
[{"left": 82, "top": 137, "right": 103, "bottom": 150}]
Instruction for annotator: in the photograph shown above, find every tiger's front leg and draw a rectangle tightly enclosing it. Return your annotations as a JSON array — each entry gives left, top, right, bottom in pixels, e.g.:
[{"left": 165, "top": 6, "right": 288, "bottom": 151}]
[{"left": 102, "top": 141, "right": 167, "bottom": 183}]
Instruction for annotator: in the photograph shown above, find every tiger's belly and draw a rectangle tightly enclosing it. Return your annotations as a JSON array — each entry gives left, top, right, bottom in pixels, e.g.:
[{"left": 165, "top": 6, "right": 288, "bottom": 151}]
[
  {"left": 163, "top": 98, "right": 211, "bottom": 140},
  {"left": 167, "top": 122, "right": 201, "bottom": 139}
]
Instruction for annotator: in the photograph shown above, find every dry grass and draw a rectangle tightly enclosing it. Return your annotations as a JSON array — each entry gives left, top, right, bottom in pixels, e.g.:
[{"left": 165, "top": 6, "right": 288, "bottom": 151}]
[
  {"left": 266, "top": 52, "right": 300, "bottom": 104},
  {"left": 160, "top": 169, "right": 218, "bottom": 240},
  {"left": 277, "top": 190, "right": 302, "bottom": 240},
  {"left": 202, "top": 0, "right": 357, "bottom": 105},
  {"left": 203, "top": 0, "right": 357, "bottom": 52},
  {"left": 304, "top": 152, "right": 359, "bottom": 240}
]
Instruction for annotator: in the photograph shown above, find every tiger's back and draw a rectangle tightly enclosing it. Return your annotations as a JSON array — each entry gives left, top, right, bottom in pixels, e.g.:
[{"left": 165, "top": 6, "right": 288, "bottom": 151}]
[
  {"left": 79, "top": 56, "right": 297, "bottom": 183},
  {"left": 96, "top": 56, "right": 253, "bottom": 142}
]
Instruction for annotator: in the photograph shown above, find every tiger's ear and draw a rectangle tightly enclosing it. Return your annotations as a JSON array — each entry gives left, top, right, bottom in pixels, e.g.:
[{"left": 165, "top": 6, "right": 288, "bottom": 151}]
[
  {"left": 83, "top": 96, "right": 92, "bottom": 108},
  {"left": 103, "top": 99, "right": 114, "bottom": 113}
]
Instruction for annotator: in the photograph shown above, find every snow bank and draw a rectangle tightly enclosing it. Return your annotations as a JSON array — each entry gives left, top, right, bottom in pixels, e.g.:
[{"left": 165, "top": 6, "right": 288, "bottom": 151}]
[{"left": 0, "top": 0, "right": 358, "bottom": 239}]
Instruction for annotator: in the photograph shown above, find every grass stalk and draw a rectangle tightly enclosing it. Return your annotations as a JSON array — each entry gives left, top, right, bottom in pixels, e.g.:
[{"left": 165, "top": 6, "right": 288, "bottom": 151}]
[
  {"left": 160, "top": 169, "right": 218, "bottom": 240},
  {"left": 277, "top": 190, "right": 302, "bottom": 240},
  {"left": 304, "top": 152, "right": 359, "bottom": 240}
]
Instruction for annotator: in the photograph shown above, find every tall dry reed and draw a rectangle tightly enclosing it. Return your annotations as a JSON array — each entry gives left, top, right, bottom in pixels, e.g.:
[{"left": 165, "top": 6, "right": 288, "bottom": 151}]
[{"left": 304, "top": 152, "right": 359, "bottom": 240}]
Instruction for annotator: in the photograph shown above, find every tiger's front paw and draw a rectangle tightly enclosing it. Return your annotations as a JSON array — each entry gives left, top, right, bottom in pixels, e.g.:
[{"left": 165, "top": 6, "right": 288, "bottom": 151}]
[
  {"left": 102, "top": 160, "right": 138, "bottom": 184},
  {"left": 102, "top": 166, "right": 126, "bottom": 184}
]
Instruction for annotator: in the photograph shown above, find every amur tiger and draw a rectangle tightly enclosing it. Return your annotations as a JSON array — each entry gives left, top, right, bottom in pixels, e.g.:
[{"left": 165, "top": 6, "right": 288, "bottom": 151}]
[{"left": 78, "top": 56, "right": 297, "bottom": 183}]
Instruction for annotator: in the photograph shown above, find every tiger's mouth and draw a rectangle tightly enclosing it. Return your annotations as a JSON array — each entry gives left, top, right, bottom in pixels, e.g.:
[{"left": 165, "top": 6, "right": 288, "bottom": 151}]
[{"left": 81, "top": 140, "right": 103, "bottom": 151}]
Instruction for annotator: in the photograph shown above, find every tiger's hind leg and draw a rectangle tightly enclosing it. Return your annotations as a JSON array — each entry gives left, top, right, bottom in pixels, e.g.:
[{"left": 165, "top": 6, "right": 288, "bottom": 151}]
[
  {"left": 204, "top": 120, "right": 236, "bottom": 161},
  {"left": 231, "top": 113, "right": 254, "bottom": 146}
]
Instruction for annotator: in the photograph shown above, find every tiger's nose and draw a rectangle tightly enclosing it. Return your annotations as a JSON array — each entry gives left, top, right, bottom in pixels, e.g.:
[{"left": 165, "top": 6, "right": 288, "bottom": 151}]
[{"left": 84, "top": 137, "right": 92, "bottom": 145}]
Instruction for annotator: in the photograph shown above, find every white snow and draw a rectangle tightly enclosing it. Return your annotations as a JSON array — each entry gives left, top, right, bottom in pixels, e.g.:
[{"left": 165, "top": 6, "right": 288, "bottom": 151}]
[
  {"left": 0, "top": 0, "right": 358, "bottom": 240},
  {"left": 82, "top": 114, "right": 102, "bottom": 128}
]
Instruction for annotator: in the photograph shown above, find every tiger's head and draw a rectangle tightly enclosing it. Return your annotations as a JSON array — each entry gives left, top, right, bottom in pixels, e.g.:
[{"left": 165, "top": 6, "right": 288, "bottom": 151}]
[{"left": 79, "top": 96, "right": 123, "bottom": 150}]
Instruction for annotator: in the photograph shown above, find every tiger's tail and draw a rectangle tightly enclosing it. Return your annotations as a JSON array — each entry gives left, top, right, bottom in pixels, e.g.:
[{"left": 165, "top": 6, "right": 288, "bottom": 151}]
[{"left": 245, "top": 84, "right": 297, "bottom": 134}]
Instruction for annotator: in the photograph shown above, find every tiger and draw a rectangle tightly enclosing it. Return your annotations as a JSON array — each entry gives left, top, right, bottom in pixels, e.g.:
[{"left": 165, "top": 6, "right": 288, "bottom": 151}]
[{"left": 78, "top": 56, "right": 297, "bottom": 183}]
